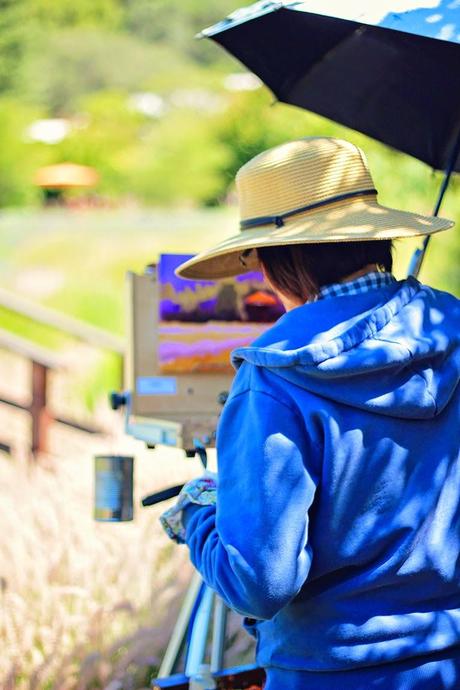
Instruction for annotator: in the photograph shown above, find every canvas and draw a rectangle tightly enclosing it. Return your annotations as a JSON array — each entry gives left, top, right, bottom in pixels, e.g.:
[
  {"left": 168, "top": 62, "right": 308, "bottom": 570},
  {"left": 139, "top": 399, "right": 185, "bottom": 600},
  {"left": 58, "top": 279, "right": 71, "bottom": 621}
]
[{"left": 158, "top": 254, "right": 284, "bottom": 374}]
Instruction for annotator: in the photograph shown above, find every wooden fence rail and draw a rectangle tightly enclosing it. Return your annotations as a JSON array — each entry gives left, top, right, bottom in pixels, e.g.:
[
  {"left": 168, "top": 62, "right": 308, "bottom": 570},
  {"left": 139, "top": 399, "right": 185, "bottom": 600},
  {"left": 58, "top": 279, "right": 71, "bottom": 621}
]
[
  {"left": 0, "top": 292, "right": 126, "bottom": 459},
  {"left": 0, "top": 286, "right": 125, "bottom": 354},
  {"left": 0, "top": 328, "right": 64, "bottom": 457}
]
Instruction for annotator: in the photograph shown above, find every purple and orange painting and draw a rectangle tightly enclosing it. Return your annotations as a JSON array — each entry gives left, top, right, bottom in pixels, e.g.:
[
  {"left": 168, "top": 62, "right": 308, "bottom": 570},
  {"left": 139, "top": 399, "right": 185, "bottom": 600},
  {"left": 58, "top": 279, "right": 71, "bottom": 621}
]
[{"left": 158, "top": 254, "right": 284, "bottom": 374}]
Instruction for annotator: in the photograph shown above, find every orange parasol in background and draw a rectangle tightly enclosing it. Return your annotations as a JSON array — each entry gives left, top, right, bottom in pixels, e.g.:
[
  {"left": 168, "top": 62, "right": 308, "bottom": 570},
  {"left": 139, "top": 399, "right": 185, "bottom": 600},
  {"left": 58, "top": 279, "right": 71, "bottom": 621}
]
[{"left": 34, "top": 163, "right": 99, "bottom": 189}]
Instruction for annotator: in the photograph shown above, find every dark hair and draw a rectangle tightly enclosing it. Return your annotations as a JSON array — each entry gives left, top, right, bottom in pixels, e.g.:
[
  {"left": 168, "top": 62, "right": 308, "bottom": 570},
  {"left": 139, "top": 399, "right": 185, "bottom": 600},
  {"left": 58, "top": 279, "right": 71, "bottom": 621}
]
[{"left": 257, "top": 240, "right": 393, "bottom": 302}]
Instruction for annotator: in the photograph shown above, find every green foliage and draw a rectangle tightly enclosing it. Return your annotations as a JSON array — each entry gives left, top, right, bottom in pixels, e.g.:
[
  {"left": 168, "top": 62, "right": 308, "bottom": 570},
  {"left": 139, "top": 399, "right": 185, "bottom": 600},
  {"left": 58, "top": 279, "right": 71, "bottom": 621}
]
[
  {"left": 129, "top": 108, "right": 231, "bottom": 205},
  {"left": 210, "top": 89, "right": 321, "bottom": 189},
  {"left": 418, "top": 176, "right": 460, "bottom": 291},
  {"left": 16, "top": 1, "right": 237, "bottom": 112},
  {"left": 0, "top": 0, "right": 31, "bottom": 93},
  {"left": 31, "top": 0, "right": 123, "bottom": 30},
  {"left": 51, "top": 90, "right": 144, "bottom": 196},
  {"left": 0, "top": 98, "right": 48, "bottom": 206},
  {"left": 77, "top": 350, "right": 122, "bottom": 411},
  {"left": 122, "top": 0, "right": 238, "bottom": 61},
  {"left": 23, "top": 29, "right": 161, "bottom": 115}
]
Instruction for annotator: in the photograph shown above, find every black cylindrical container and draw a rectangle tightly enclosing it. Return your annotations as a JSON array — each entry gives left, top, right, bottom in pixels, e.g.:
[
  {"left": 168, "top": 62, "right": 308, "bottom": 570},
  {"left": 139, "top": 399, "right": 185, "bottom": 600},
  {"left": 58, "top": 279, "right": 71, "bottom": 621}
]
[{"left": 94, "top": 455, "right": 134, "bottom": 522}]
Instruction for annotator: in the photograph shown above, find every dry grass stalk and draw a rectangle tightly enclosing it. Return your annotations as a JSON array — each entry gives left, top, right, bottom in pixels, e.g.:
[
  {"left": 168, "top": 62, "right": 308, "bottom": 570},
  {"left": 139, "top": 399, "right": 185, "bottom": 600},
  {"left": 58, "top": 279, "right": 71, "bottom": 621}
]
[{"left": 0, "top": 416, "right": 201, "bottom": 689}]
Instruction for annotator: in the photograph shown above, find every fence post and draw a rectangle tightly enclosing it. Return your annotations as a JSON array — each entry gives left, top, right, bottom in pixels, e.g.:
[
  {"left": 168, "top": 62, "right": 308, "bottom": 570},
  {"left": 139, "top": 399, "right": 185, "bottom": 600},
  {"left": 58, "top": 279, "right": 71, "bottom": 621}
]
[{"left": 30, "top": 361, "right": 51, "bottom": 458}]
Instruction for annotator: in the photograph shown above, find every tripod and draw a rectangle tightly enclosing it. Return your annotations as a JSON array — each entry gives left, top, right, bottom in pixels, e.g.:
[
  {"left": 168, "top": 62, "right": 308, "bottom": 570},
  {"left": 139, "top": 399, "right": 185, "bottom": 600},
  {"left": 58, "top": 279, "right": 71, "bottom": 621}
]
[
  {"left": 142, "top": 447, "right": 265, "bottom": 690},
  {"left": 152, "top": 572, "right": 264, "bottom": 690}
]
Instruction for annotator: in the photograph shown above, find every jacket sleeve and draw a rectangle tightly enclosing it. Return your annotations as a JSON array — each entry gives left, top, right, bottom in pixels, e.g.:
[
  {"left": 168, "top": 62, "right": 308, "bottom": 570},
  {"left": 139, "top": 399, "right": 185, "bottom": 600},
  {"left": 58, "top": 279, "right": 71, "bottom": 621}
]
[{"left": 184, "top": 385, "right": 320, "bottom": 620}]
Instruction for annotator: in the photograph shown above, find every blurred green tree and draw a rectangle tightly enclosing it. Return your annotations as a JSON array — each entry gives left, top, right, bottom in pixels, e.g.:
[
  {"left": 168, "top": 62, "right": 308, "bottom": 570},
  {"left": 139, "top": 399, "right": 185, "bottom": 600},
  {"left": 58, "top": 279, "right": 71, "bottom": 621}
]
[
  {"left": 210, "top": 89, "right": 328, "bottom": 193},
  {"left": 128, "top": 106, "right": 230, "bottom": 205},
  {"left": 121, "top": 0, "right": 237, "bottom": 46},
  {"left": 52, "top": 90, "right": 144, "bottom": 196},
  {"left": 0, "top": 0, "right": 32, "bottom": 94},
  {"left": 0, "top": 98, "right": 47, "bottom": 206},
  {"left": 23, "top": 29, "right": 161, "bottom": 115},
  {"left": 31, "top": 0, "right": 123, "bottom": 29}
]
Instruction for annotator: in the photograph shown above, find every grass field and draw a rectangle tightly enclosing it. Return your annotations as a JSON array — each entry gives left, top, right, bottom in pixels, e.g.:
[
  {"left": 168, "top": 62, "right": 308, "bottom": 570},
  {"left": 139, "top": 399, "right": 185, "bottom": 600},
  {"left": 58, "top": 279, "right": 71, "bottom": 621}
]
[
  {"left": 0, "top": 419, "right": 196, "bottom": 689},
  {"left": 0, "top": 418, "right": 254, "bottom": 689},
  {"left": 0, "top": 207, "right": 238, "bottom": 410},
  {"left": 0, "top": 207, "right": 238, "bottom": 335}
]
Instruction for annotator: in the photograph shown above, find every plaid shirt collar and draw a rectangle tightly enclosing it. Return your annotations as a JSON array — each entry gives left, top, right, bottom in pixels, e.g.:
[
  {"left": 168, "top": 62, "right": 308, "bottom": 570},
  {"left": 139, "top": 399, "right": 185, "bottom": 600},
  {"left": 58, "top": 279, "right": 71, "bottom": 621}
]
[{"left": 317, "top": 271, "right": 396, "bottom": 301}]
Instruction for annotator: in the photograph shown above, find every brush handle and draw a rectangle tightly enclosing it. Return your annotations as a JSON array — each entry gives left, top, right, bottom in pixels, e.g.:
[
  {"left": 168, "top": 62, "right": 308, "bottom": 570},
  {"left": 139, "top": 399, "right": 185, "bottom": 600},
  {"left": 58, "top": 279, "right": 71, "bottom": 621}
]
[{"left": 141, "top": 484, "right": 184, "bottom": 507}]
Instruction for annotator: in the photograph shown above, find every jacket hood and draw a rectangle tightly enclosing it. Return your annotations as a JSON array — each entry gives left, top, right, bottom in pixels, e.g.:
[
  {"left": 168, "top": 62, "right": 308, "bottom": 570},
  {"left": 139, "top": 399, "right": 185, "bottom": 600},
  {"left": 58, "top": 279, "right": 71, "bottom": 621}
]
[{"left": 232, "top": 277, "right": 460, "bottom": 419}]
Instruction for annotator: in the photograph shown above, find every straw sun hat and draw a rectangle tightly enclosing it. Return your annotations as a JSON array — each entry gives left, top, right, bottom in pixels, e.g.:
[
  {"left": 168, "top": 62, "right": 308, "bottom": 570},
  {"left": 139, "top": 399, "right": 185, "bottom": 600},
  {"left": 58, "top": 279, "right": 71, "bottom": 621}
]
[{"left": 176, "top": 137, "right": 453, "bottom": 280}]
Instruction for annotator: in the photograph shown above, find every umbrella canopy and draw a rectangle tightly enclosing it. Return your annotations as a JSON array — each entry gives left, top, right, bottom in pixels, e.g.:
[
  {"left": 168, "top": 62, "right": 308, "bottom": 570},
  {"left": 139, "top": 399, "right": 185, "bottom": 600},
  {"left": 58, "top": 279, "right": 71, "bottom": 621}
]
[
  {"left": 34, "top": 163, "right": 99, "bottom": 189},
  {"left": 203, "top": 0, "right": 460, "bottom": 172}
]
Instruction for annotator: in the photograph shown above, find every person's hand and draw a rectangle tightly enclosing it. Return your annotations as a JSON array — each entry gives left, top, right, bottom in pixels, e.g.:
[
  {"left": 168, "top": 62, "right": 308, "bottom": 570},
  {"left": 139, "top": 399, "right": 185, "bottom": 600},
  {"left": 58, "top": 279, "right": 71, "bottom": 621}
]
[{"left": 159, "top": 471, "right": 217, "bottom": 543}]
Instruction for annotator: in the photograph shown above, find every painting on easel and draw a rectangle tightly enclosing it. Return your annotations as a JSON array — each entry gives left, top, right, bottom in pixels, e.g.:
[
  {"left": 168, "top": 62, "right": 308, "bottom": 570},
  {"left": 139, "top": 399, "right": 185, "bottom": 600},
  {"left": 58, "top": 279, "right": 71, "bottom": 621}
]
[{"left": 158, "top": 254, "right": 284, "bottom": 374}]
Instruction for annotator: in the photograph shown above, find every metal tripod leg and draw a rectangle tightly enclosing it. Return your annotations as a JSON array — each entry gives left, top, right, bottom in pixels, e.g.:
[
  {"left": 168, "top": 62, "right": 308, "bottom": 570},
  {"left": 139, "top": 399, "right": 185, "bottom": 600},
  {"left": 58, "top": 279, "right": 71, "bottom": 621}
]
[
  {"left": 154, "top": 571, "right": 264, "bottom": 690},
  {"left": 210, "top": 597, "right": 227, "bottom": 674},
  {"left": 157, "top": 571, "right": 203, "bottom": 678},
  {"left": 185, "top": 585, "right": 215, "bottom": 678},
  {"left": 155, "top": 571, "right": 229, "bottom": 689}
]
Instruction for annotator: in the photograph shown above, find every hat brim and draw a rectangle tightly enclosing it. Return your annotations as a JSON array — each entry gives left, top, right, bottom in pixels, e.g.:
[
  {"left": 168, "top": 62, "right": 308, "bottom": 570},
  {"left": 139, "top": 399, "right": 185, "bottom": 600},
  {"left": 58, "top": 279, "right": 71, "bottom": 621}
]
[{"left": 176, "top": 199, "right": 454, "bottom": 280}]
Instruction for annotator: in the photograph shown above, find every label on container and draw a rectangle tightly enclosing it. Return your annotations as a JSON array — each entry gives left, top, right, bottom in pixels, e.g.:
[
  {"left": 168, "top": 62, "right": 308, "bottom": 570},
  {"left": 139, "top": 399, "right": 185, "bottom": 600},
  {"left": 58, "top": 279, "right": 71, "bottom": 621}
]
[{"left": 94, "top": 456, "right": 133, "bottom": 522}]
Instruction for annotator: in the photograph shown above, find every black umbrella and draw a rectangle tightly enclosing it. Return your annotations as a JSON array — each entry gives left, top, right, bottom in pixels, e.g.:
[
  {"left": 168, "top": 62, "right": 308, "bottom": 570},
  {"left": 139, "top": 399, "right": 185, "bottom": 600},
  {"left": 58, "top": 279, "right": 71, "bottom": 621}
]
[{"left": 201, "top": 0, "right": 460, "bottom": 274}]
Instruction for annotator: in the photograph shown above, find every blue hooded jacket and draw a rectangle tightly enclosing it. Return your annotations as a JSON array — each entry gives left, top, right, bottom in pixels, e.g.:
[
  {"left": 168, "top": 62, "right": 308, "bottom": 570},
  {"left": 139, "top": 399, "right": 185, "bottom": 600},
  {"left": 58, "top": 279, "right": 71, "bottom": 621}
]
[{"left": 184, "top": 277, "right": 460, "bottom": 689}]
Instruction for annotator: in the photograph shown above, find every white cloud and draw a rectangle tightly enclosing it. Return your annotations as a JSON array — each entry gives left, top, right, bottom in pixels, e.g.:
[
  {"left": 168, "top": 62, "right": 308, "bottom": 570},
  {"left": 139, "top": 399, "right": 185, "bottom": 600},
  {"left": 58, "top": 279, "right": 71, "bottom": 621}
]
[
  {"left": 437, "top": 22, "right": 456, "bottom": 38},
  {"left": 296, "top": 0, "right": 441, "bottom": 24}
]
